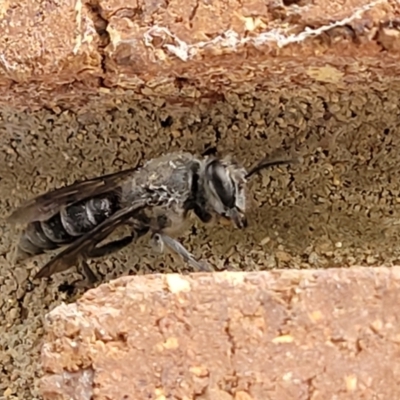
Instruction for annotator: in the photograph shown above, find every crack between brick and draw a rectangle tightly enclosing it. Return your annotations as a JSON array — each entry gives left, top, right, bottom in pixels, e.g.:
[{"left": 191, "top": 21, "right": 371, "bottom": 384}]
[
  {"left": 224, "top": 317, "right": 239, "bottom": 395},
  {"left": 225, "top": 317, "right": 236, "bottom": 357},
  {"left": 143, "top": 0, "right": 389, "bottom": 63},
  {"left": 189, "top": 0, "right": 199, "bottom": 24},
  {"left": 304, "top": 371, "right": 321, "bottom": 400},
  {"left": 84, "top": 1, "right": 111, "bottom": 87}
]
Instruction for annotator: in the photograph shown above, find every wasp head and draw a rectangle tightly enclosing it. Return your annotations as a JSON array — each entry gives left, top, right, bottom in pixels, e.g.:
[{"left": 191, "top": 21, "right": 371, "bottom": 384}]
[
  {"left": 198, "top": 152, "right": 300, "bottom": 229},
  {"left": 202, "top": 156, "right": 248, "bottom": 229}
]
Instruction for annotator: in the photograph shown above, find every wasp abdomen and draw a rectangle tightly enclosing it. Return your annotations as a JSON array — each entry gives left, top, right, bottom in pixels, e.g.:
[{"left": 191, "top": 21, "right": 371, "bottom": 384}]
[
  {"left": 19, "top": 221, "right": 58, "bottom": 256},
  {"left": 18, "top": 194, "right": 119, "bottom": 257},
  {"left": 41, "top": 213, "right": 75, "bottom": 244}
]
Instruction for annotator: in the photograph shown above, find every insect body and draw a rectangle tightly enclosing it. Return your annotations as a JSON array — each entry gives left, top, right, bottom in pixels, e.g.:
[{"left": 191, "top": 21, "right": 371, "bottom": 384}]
[{"left": 7, "top": 151, "right": 298, "bottom": 284}]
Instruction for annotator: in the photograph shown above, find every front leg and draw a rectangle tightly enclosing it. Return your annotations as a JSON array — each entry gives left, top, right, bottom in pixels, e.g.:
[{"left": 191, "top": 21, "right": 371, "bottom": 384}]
[
  {"left": 150, "top": 213, "right": 211, "bottom": 272},
  {"left": 151, "top": 233, "right": 211, "bottom": 272}
]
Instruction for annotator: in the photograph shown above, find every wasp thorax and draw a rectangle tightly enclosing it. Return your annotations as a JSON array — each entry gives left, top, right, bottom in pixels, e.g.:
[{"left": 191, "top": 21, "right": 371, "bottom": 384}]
[{"left": 203, "top": 158, "right": 248, "bottom": 229}]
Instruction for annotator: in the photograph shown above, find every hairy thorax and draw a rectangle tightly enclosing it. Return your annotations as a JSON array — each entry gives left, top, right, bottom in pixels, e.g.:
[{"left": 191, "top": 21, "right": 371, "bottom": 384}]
[{"left": 121, "top": 152, "right": 200, "bottom": 237}]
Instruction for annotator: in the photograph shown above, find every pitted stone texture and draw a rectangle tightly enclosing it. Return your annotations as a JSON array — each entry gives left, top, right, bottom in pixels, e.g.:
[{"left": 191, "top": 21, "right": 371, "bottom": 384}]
[
  {"left": 1, "top": 84, "right": 400, "bottom": 398},
  {"left": 0, "top": 0, "right": 399, "bottom": 110},
  {"left": 40, "top": 267, "right": 400, "bottom": 400}
]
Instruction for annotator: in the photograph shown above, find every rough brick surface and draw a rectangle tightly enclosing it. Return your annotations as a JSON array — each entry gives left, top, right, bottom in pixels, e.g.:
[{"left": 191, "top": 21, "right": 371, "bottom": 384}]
[
  {"left": 40, "top": 267, "right": 400, "bottom": 399},
  {"left": 0, "top": 0, "right": 399, "bottom": 110},
  {"left": 2, "top": 0, "right": 400, "bottom": 398}
]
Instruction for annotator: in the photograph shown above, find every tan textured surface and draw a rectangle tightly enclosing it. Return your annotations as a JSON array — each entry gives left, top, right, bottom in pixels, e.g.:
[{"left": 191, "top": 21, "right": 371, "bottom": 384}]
[
  {"left": 40, "top": 267, "right": 400, "bottom": 399},
  {"left": 1, "top": 0, "right": 400, "bottom": 398},
  {"left": 0, "top": 0, "right": 399, "bottom": 110},
  {"left": 0, "top": 0, "right": 102, "bottom": 80},
  {"left": 1, "top": 85, "right": 400, "bottom": 398}
]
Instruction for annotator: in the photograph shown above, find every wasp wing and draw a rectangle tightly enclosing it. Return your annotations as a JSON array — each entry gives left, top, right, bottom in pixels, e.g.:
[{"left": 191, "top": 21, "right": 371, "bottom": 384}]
[
  {"left": 34, "top": 198, "right": 149, "bottom": 279},
  {"left": 7, "top": 167, "right": 139, "bottom": 225}
]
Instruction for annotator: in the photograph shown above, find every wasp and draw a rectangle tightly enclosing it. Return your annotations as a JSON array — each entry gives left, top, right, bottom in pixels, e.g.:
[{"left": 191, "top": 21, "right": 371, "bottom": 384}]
[{"left": 7, "top": 151, "right": 299, "bottom": 285}]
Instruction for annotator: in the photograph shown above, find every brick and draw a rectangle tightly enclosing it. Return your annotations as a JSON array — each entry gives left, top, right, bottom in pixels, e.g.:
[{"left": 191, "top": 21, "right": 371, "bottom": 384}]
[{"left": 39, "top": 267, "right": 400, "bottom": 399}]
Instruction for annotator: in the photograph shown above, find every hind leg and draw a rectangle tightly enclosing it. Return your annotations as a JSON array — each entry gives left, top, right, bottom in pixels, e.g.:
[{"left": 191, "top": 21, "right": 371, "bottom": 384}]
[
  {"left": 71, "top": 236, "right": 136, "bottom": 289},
  {"left": 71, "top": 225, "right": 150, "bottom": 289},
  {"left": 87, "top": 223, "right": 150, "bottom": 259},
  {"left": 70, "top": 260, "right": 99, "bottom": 289}
]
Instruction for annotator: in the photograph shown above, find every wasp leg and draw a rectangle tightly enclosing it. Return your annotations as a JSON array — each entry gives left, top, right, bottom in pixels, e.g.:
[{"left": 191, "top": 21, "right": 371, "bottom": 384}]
[
  {"left": 71, "top": 225, "right": 150, "bottom": 289},
  {"left": 82, "top": 261, "right": 98, "bottom": 285},
  {"left": 153, "top": 233, "right": 211, "bottom": 272},
  {"left": 87, "top": 235, "right": 135, "bottom": 258},
  {"left": 71, "top": 226, "right": 151, "bottom": 289},
  {"left": 150, "top": 232, "right": 165, "bottom": 254},
  {"left": 69, "top": 260, "right": 99, "bottom": 290},
  {"left": 87, "top": 225, "right": 150, "bottom": 258}
]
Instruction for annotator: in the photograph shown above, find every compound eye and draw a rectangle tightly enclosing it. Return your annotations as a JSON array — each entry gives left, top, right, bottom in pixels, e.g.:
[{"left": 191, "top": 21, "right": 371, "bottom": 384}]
[{"left": 206, "top": 160, "right": 235, "bottom": 208}]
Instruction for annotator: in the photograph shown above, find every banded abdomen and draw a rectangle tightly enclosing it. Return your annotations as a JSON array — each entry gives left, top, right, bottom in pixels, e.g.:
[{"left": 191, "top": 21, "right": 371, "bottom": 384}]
[{"left": 17, "top": 194, "right": 120, "bottom": 258}]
